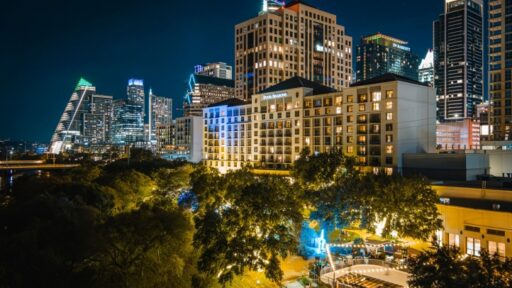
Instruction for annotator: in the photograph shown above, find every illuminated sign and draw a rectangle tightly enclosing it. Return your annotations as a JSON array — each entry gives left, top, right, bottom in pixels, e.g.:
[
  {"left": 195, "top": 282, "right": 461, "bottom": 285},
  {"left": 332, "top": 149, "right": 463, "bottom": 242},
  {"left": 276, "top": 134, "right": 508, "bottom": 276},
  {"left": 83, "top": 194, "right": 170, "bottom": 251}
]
[
  {"left": 392, "top": 43, "right": 411, "bottom": 52},
  {"left": 262, "top": 92, "right": 288, "bottom": 100}
]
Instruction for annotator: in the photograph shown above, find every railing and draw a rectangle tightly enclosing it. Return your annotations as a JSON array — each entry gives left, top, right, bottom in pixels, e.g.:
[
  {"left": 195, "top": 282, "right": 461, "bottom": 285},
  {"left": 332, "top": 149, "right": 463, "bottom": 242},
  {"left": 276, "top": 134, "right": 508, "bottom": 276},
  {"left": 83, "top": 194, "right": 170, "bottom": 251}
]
[{"left": 320, "top": 258, "right": 407, "bottom": 287}]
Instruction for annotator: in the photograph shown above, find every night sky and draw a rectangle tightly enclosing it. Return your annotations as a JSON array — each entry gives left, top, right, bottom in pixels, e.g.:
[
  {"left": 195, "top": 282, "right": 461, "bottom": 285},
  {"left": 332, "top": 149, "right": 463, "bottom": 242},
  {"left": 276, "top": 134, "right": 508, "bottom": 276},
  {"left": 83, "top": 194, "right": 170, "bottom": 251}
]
[{"left": 1, "top": 0, "right": 444, "bottom": 142}]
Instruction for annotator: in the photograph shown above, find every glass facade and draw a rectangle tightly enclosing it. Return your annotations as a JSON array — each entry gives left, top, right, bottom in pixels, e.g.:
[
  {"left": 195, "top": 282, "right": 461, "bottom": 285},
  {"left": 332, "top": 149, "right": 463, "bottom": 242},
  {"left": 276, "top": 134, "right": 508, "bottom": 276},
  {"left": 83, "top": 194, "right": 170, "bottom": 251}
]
[
  {"left": 50, "top": 78, "right": 113, "bottom": 154},
  {"left": 111, "top": 79, "right": 145, "bottom": 145},
  {"left": 434, "top": 0, "right": 483, "bottom": 121},
  {"left": 356, "top": 33, "right": 420, "bottom": 82}
]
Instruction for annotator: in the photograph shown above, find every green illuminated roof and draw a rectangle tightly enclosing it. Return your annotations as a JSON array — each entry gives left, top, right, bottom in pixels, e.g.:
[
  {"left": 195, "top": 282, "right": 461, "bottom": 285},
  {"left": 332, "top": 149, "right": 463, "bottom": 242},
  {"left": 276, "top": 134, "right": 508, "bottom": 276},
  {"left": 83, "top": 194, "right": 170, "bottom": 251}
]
[{"left": 75, "top": 77, "right": 93, "bottom": 90}]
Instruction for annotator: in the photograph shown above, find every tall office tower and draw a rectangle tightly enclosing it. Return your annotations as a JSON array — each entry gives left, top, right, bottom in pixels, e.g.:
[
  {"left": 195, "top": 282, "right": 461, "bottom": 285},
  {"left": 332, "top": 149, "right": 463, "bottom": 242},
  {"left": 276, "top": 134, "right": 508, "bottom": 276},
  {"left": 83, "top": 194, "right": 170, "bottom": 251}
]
[
  {"left": 111, "top": 79, "right": 146, "bottom": 146},
  {"left": 356, "top": 33, "right": 420, "bottom": 82},
  {"left": 194, "top": 62, "right": 233, "bottom": 80},
  {"left": 489, "top": 0, "right": 512, "bottom": 140},
  {"left": 50, "top": 78, "right": 96, "bottom": 154},
  {"left": 50, "top": 78, "right": 113, "bottom": 154},
  {"left": 148, "top": 89, "right": 173, "bottom": 144},
  {"left": 434, "top": 0, "right": 484, "bottom": 121},
  {"left": 235, "top": 0, "right": 353, "bottom": 100},
  {"left": 83, "top": 94, "right": 113, "bottom": 148},
  {"left": 418, "top": 49, "right": 434, "bottom": 86},
  {"left": 184, "top": 74, "right": 235, "bottom": 116}
]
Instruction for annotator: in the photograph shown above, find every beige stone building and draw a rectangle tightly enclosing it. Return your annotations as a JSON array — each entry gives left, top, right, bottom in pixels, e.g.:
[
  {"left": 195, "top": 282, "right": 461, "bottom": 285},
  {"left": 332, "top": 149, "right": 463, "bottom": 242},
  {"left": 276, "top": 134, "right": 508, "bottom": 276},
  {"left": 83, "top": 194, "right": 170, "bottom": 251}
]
[
  {"left": 235, "top": 0, "right": 352, "bottom": 100},
  {"left": 203, "top": 74, "right": 436, "bottom": 174},
  {"left": 435, "top": 184, "right": 512, "bottom": 259}
]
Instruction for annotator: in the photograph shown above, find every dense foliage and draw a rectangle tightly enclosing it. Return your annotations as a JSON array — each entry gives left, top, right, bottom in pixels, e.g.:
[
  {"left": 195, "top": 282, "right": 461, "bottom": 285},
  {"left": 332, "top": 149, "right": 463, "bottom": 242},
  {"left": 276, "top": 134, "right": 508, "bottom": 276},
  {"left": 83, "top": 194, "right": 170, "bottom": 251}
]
[
  {"left": 293, "top": 150, "right": 442, "bottom": 240},
  {"left": 0, "top": 159, "right": 202, "bottom": 288},
  {"left": 0, "top": 149, "right": 445, "bottom": 287},
  {"left": 408, "top": 241, "right": 512, "bottom": 288}
]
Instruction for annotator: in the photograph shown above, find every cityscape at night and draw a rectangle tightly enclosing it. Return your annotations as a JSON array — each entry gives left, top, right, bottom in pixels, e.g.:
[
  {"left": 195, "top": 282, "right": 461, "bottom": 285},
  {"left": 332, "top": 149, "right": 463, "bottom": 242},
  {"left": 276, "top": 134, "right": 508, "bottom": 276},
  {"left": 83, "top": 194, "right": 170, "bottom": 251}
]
[{"left": 2, "top": 0, "right": 512, "bottom": 287}]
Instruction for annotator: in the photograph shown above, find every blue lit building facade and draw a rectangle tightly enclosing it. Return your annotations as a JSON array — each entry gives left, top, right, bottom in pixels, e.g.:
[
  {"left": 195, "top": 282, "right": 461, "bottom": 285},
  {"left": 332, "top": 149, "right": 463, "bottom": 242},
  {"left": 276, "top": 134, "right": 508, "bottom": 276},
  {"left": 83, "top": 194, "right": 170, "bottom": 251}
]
[{"left": 356, "top": 33, "right": 420, "bottom": 82}]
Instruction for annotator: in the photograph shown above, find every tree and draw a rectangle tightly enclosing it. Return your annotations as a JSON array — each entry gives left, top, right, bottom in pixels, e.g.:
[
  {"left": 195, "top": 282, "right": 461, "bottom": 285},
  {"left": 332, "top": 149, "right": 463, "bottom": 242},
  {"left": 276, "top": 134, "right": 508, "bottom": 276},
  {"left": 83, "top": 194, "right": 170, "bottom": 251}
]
[
  {"left": 193, "top": 169, "right": 304, "bottom": 285},
  {"left": 91, "top": 201, "right": 197, "bottom": 288},
  {"left": 408, "top": 241, "right": 512, "bottom": 288},
  {"left": 292, "top": 148, "right": 348, "bottom": 190},
  {"left": 152, "top": 164, "right": 195, "bottom": 199},
  {"left": 354, "top": 175, "right": 442, "bottom": 240}
]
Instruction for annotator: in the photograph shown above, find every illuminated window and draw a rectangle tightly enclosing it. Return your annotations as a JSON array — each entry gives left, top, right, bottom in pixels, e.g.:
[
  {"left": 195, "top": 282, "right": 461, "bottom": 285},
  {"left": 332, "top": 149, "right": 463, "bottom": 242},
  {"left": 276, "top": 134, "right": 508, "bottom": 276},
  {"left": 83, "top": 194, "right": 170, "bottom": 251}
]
[
  {"left": 467, "top": 237, "right": 481, "bottom": 256},
  {"left": 386, "top": 112, "right": 393, "bottom": 121},
  {"left": 347, "top": 95, "right": 354, "bottom": 103},
  {"left": 386, "top": 90, "right": 394, "bottom": 98},
  {"left": 385, "top": 168, "right": 393, "bottom": 175},
  {"left": 347, "top": 105, "right": 353, "bottom": 112},
  {"left": 357, "top": 135, "right": 366, "bottom": 143},
  {"left": 372, "top": 91, "right": 382, "bottom": 101},
  {"left": 347, "top": 146, "right": 354, "bottom": 153},
  {"left": 347, "top": 126, "right": 354, "bottom": 133},
  {"left": 386, "top": 135, "right": 393, "bottom": 143},
  {"left": 488, "top": 241, "right": 506, "bottom": 258},
  {"left": 386, "top": 145, "right": 393, "bottom": 154},
  {"left": 449, "top": 234, "right": 460, "bottom": 247},
  {"left": 336, "top": 107, "right": 342, "bottom": 114},
  {"left": 359, "top": 104, "right": 366, "bottom": 112},
  {"left": 386, "top": 101, "right": 393, "bottom": 109},
  {"left": 372, "top": 103, "right": 380, "bottom": 111}
]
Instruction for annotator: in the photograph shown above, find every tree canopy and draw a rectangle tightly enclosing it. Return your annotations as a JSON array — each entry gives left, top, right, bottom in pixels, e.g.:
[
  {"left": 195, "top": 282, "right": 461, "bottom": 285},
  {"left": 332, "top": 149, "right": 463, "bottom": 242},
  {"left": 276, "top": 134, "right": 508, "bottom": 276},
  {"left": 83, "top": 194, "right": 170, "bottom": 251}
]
[{"left": 408, "top": 241, "right": 512, "bottom": 288}]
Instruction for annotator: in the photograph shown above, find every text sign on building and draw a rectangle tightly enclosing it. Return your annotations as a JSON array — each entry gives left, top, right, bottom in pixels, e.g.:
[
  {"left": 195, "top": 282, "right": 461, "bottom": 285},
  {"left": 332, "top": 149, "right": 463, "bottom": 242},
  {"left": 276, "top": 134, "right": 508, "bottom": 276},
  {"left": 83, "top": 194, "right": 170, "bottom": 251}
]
[
  {"left": 262, "top": 92, "right": 288, "bottom": 101},
  {"left": 392, "top": 43, "right": 411, "bottom": 52}
]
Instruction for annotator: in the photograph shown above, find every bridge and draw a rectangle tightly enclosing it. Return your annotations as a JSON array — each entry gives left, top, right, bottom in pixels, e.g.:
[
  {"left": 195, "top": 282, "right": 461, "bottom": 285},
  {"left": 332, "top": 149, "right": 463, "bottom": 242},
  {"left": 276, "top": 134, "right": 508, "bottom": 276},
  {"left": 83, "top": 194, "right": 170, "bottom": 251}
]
[{"left": 0, "top": 160, "right": 80, "bottom": 171}]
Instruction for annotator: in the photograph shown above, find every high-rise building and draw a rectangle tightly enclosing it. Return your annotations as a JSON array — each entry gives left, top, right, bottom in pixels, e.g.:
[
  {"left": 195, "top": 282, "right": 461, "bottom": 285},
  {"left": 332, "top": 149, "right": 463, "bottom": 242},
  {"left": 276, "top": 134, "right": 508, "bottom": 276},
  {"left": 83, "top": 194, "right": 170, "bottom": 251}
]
[
  {"left": 356, "top": 33, "right": 420, "bottom": 82},
  {"left": 50, "top": 78, "right": 113, "bottom": 154},
  {"left": 489, "top": 0, "right": 512, "bottom": 140},
  {"left": 111, "top": 79, "right": 146, "bottom": 146},
  {"left": 194, "top": 62, "right": 233, "bottom": 80},
  {"left": 184, "top": 74, "right": 235, "bottom": 116},
  {"left": 434, "top": 0, "right": 484, "bottom": 121},
  {"left": 235, "top": 0, "right": 353, "bottom": 100},
  {"left": 148, "top": 89, "right": 173, "bottom": 144},
  {"left": 418, "top": 49, "right": 434, "bottom": 86},
  {"left": 261, "top": 0, "right": 285, "bottom": 14}
]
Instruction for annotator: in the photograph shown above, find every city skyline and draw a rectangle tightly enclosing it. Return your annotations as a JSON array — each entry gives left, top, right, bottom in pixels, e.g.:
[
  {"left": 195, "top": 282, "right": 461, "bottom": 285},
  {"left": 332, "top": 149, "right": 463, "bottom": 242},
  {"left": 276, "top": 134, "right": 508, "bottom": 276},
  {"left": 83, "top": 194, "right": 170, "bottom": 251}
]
[{"left": 2, "top": 0, "right": 443, "bottom": 142}]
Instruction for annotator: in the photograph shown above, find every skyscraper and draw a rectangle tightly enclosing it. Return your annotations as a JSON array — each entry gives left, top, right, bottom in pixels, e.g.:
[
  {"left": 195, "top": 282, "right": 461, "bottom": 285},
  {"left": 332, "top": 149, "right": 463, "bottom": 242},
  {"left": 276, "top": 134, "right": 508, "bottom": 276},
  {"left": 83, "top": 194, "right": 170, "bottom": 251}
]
[
  {"left": 148, "top": 89, "right": 172, "bottom": 144},
  {"left": 356, "top": 33, "right": 420, "bottom": 81},
  {"left": 184, "top": 74, "right": 235, "bottom": 116},
  {"left": 434, "top": 0, "right": 484, "bottom": 121},
  {"left": 194, "top": 62, "right": 233, "bottom": 80},
  {"left": 418, "top": 49, "right": 434, "bottom": 86},
  {"left": 50, "top": 78, "right": 113, "bottom": 154},
  {"left": 111, "top": 79, "right": 145, "bottom": 146},
  {"left": 489, "top": 0, "right": 512, "bottom": 140},
  {"left": 235, "top": 0, "right": 353, "bottom": 99}
]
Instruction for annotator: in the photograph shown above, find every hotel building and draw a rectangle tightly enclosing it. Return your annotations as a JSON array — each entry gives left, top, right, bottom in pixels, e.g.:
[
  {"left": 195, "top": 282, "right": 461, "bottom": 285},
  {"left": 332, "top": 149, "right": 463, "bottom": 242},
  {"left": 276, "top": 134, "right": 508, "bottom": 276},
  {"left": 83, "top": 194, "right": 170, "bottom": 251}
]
[
  {"left": 235, "top": 0, "right": 353, "bottom": 100},
  {"left": 203, "top": 74, "right": 436, "bottom": 174}
]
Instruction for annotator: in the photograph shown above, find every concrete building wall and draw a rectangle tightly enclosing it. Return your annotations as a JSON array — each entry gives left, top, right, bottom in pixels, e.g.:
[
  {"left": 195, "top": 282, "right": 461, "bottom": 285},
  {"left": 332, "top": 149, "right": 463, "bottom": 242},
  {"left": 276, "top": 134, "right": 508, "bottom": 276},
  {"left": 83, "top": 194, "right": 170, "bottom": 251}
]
[{"left": 396, "top": 81, "right": 437, "bottom": 171}]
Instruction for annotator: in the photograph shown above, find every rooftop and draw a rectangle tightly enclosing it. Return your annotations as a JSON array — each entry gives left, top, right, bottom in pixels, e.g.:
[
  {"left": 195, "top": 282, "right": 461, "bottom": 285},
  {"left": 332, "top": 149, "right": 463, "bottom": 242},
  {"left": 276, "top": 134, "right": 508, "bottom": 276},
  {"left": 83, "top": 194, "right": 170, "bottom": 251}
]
[
  {"left": 285, "top": 0, "right": 317, "bottom": 9},
  {"left": 75, "top": 77, "right": 93, "bottom": 90},
  {"left": 362, "top": 33, "right": 408, "bottom": 45},
  {"left": 258, "top": 76, "right": 337, "bottom": 95},
  {"left": 350, "top": 73, "right": 429, "bottom": 87},
  {"left": 207, "top": 98, "right": 249, "bottom": 108},
  {"left": 193, "top": 74, "right": 234, "bottom": 88}
]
